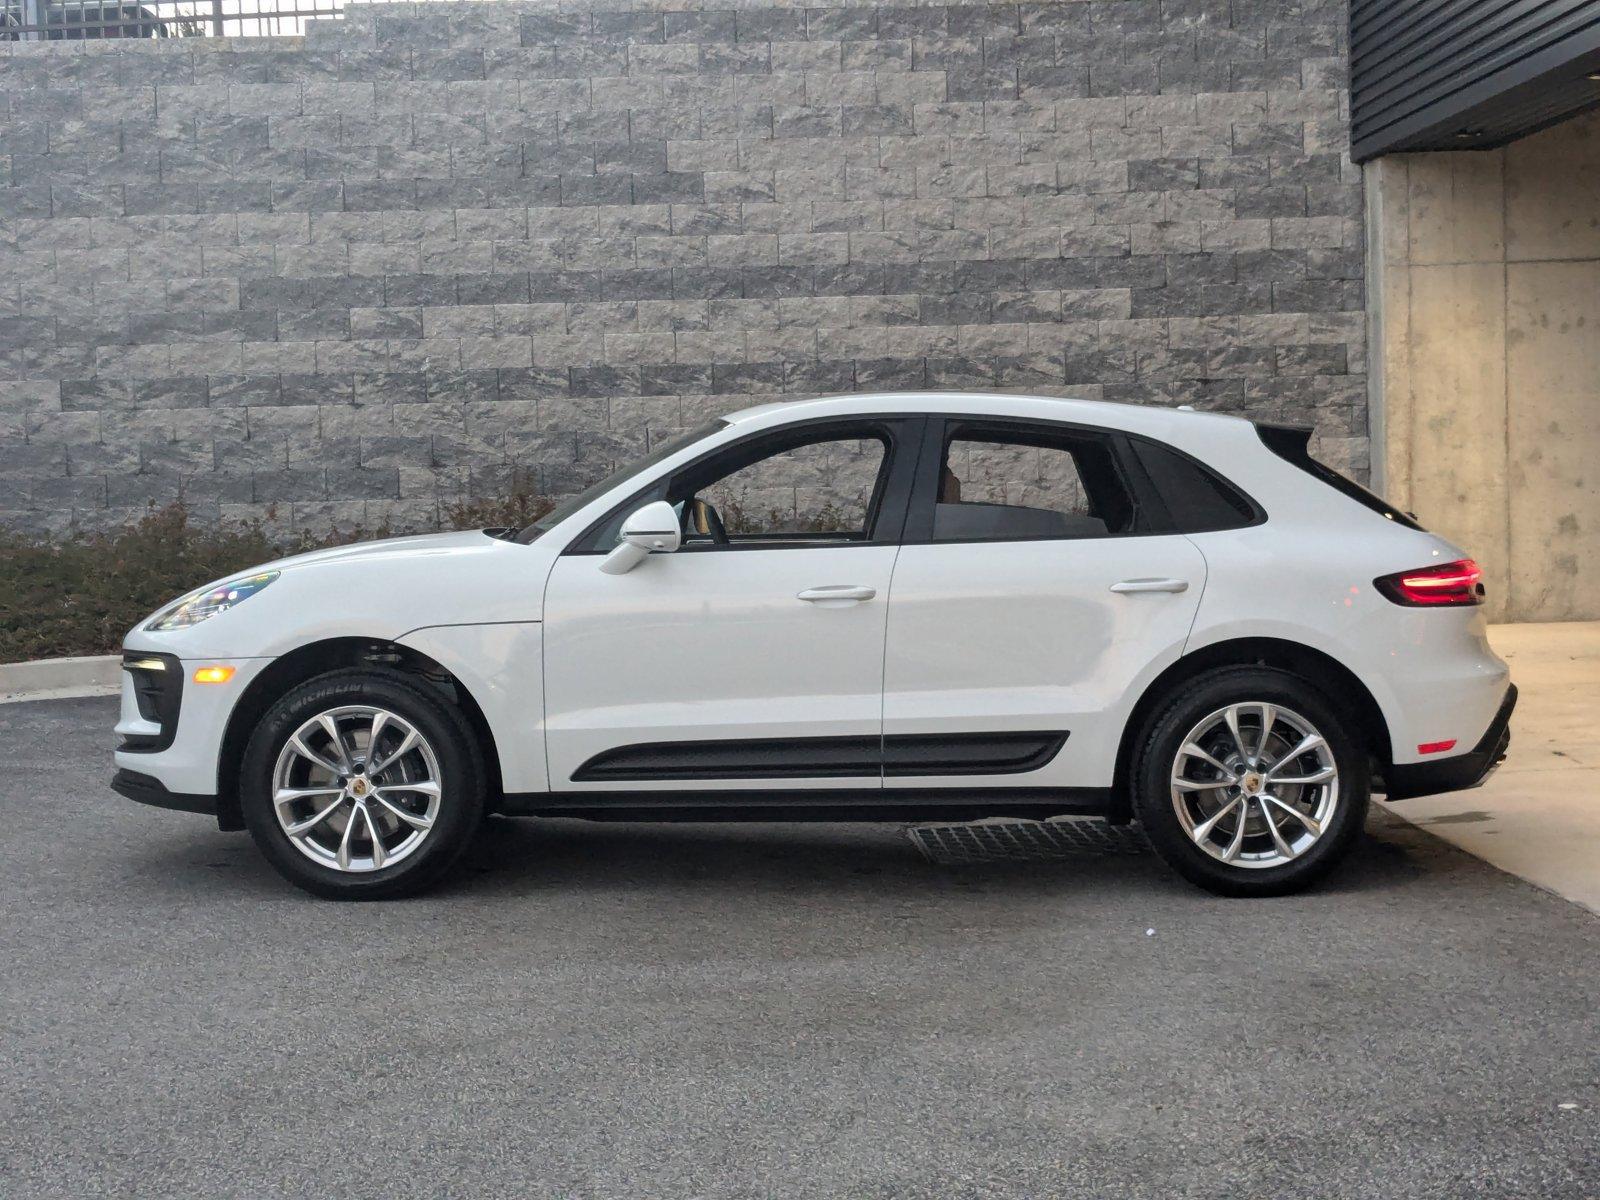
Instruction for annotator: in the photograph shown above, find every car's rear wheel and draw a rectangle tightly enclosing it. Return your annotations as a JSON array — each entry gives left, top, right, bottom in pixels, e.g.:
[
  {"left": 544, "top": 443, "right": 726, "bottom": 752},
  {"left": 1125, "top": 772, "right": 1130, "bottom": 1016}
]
[
  {"left": 1132, "top": 666, "right": 1369, "bottom": 897},
  {"left": 240, "top": 669, "right": 485, "bottom": 900}
]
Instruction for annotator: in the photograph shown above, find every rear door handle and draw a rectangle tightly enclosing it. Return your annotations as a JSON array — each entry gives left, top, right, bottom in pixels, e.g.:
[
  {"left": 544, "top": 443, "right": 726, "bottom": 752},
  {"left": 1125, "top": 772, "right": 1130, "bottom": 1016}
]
[
  {"left": 1110, "top": 578, "right": 1190, "bottom": 594},
  {"left": 797, "top": 585, "right": 877, "bottom": 604}
]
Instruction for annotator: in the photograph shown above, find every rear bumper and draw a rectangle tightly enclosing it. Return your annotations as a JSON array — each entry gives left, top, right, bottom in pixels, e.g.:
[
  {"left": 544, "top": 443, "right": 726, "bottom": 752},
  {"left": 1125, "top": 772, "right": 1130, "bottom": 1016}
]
[
  {"left": 1381, "top": 684, "right": 1517, "bottom": 801},
  {"left": 111, "top": 768, "right": 217, "bottom": 817}
]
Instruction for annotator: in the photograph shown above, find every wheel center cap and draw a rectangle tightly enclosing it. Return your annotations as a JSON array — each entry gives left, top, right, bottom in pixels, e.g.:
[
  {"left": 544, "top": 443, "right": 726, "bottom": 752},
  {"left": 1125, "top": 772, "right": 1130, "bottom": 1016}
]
[
  {"left": 1242, "top": 772, "right": 1263, "bottom": 795},
  {"left": 350, "top": 777, "right": 368, "bottom": 797}
]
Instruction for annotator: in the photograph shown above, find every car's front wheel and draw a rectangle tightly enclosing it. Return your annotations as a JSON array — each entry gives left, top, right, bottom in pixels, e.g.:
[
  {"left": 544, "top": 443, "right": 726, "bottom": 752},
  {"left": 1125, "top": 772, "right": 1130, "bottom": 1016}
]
[
  {"left": 240, "top": 669, "right": 486, "bottom": 900},
  {"left": 1132, "top": 666, "right": 1370, "bottom": 897}
]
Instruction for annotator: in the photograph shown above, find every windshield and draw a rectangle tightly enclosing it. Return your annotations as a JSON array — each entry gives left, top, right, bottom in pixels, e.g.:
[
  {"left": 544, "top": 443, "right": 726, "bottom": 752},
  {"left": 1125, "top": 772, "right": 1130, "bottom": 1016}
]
[{"left": 515, "top": 420, "right": 729, "bottom": 544}]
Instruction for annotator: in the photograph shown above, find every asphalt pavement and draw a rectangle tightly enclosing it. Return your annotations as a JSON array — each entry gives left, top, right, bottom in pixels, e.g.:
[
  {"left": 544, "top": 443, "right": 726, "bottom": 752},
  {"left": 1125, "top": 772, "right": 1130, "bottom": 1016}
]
[{"left": 2, "top": 696, "right": 1596, "bottom": 1199}]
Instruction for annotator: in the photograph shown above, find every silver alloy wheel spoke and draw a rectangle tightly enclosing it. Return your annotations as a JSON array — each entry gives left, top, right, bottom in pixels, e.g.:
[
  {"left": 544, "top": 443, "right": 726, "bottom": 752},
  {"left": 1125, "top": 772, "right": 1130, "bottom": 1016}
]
[
  {"left": 1222, "top": 800, "right": 1250, "bottom": 861},
  {"left": 1179, "top": 742, "right": 1238, "bottom": 782},
  {"left": 1191, "top": 795, "right": 1243, "bottom": 842},
  {"left": 1267, "top": 765, "right": 1336, "bottom": 787},
  {"left": 1223, "top": 707, "right": 1252, "bottom": 764},
  {"left": 1264, "top": 792, "right": 1323, "bottom": 837},
  {"left": 374, "top": 780, "right": 440, "bottom": 799},
  {"left": 1170, "top": 701, "right": 1339, "bottom": 871},
  {"left": 289, "top": 734, "right": 343, "bottom": 779},
  {"left": 284, "top": 795, "right": 346, "bottom": 837},
  {"left": 363, "top": 804, "right": 386, "bottom": 870},
  {"left": 373, "top": 794, "right": 434, "bottom": 831},
  {"left": 1254, "top": 703, "right": 1278, "bottom": 761},
  {"left": 271, "top": 705, "right": 443, "bottom": 875},
  {"left": 336, "top": 807, "right": 357, "bottom": 871},
  {"left": 368, "top": 728, "right": 419, "bottom": 779},
  {"left": 318, "top": 713, "right": 353, "bottom": 773},
  {"left": 366, "top": 711, "right": 391, "bottom": 766},
  {"left": 1259, "top": 799, "right": 1296, "bottom": 859},
  {"left": 274, "top": 785, "right": 342, "bottom": 807},
  {"left": 1264, "top": 732, "right": 1325, "bottom": 777}
]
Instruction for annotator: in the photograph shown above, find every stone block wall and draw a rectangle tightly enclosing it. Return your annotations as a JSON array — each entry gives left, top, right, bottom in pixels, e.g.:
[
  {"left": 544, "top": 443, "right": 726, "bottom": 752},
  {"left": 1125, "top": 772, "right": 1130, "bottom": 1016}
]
[{"left": 0, "top": 0, "right": 1364, "bottom": 537}]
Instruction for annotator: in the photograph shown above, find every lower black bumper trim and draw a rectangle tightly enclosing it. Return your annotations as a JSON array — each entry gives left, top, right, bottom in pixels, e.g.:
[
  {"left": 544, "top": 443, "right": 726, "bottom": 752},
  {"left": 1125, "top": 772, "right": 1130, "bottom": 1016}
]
[
  {"left": 1381, "top": 683, "right": 1517, "bottom": 801},
  {"left": 111, "top": 769, "right": 217, "bottom": 817}
]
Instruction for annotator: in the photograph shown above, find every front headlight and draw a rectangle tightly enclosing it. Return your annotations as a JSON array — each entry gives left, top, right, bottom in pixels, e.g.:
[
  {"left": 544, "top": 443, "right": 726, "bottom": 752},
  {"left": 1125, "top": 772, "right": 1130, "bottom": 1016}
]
[{"left": 146, "top": 571, "right": 280, "bottom": 632}]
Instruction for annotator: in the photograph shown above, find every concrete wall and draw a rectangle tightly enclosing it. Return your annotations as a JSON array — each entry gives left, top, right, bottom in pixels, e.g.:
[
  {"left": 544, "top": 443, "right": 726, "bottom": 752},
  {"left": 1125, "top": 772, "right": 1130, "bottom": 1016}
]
[
  {"left": 0, "top": 0, "right": 1365, "bottom": 539},
  {"left": 1369, "top": 111, "right": 1600, "bottom": 622}
]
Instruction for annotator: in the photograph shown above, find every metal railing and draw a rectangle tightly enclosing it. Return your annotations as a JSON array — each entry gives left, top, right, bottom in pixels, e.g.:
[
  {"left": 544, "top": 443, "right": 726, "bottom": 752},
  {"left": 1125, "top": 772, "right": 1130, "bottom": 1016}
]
[{"left": 1, "top": 0, "right": 353, "bottom": 38}]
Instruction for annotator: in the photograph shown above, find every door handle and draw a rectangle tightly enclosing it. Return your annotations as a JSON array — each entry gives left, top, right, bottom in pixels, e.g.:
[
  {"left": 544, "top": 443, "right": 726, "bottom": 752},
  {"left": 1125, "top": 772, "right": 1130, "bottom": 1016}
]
[
  {"left": 797, "top": 585, "right": 877, "bottom": 604},
  {"left": 1110, "top": 578, "right": 1190, "bottom": 594}
]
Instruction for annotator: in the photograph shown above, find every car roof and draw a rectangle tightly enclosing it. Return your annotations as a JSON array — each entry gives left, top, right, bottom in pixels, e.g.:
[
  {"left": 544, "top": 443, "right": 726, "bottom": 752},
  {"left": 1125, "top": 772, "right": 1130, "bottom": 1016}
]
[{"left": 722, "top": 392, "right": 1255, "bottom": 440}]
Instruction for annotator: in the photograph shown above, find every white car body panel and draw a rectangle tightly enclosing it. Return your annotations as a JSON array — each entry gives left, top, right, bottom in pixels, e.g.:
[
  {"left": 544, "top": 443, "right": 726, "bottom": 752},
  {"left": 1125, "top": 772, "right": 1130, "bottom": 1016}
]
[
  {"left": 396, "top": 623, "right": 548, "bottom": 794},
  {"left": 111, "top": 391, "right": 1512, "bottom": 812},
  {"left": 882, "top": 535, "right": 1207, "bottom": 788},
  {"left": 542, "top": 544, "right": 899, "bottom": 791}
]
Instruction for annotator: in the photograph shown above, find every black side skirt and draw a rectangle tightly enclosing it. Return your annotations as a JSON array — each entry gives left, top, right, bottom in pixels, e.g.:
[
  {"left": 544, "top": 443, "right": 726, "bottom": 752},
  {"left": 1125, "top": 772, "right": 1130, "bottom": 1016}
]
[{"left": 500, "top": 786, "right": 1113, "bottom": 824}]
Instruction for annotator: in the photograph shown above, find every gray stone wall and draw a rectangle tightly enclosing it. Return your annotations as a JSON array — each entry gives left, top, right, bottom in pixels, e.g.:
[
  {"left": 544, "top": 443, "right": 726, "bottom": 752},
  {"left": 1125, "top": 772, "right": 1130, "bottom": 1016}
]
[{"left": 0, "top": 0, "right": 1364, "bottom": 538}]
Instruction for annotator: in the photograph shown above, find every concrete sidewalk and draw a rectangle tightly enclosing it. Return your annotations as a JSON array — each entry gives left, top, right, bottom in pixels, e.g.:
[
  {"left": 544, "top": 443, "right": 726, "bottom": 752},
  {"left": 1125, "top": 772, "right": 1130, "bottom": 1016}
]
[{"left": 1387, "top": 622, "right": 1600, "bottom": 915}]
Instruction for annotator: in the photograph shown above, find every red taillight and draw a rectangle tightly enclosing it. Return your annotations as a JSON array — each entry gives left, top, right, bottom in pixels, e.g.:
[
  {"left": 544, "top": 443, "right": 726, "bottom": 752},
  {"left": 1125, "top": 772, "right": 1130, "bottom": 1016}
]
[{"left": 1374, "top": 558, "right": 1484, "bottom": 607}]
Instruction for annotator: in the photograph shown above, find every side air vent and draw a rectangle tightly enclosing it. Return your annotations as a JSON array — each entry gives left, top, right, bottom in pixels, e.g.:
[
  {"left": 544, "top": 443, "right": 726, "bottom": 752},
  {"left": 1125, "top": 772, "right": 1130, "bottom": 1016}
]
[{"left": 120, "top": 652, "right": 183, "bottom": 753}]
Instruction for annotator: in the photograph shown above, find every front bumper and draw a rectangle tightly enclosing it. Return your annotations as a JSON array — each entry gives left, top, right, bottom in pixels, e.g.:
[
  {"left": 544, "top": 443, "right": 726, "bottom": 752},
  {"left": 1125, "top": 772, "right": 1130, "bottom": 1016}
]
[
  {"left": 111, "top": 768, "right": 217, "bottom": 816},
  {"left": 1381, "top": 684, "right": 1517, "bottom": 801}
]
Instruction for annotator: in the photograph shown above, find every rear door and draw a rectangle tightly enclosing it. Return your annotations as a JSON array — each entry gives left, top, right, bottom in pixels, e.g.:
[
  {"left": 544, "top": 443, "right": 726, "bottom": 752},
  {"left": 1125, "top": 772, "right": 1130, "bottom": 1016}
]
[{"left": 881, "top": 417, "right": 1207, "bottom": 793}]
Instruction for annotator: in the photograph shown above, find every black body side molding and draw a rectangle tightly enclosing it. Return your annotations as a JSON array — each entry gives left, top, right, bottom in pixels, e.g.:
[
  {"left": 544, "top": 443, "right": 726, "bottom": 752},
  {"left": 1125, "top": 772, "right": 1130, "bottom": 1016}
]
[{"left": 571, "top": 731, "right": 1069, "bottom": 783}]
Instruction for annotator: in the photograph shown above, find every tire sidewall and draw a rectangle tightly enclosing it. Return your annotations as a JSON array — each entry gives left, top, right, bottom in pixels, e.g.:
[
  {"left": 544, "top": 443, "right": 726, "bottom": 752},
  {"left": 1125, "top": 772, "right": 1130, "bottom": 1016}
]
[
  {"left": 240, "top": 670, "right": 485, "bottom": 900},
  {"left": 1133, "top": 667, "right": 1370, "bottom": 897}
]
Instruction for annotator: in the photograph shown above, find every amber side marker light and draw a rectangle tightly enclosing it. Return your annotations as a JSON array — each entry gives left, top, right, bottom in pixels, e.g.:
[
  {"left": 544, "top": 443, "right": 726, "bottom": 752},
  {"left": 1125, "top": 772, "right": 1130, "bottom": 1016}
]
[{"left": 192, "top": 666, "right": 236, "bottom": 685}]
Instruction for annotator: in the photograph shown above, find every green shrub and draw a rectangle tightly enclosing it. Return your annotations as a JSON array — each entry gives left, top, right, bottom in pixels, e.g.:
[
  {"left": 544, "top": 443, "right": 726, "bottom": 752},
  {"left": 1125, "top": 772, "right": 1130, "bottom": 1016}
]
[{"left": 0, "top": 496, "right": 551, "bottom": 663}]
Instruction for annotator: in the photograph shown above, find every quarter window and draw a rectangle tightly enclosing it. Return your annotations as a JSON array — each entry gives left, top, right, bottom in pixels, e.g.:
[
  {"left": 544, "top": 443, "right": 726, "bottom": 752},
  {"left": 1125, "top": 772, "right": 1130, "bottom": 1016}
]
[
  {"left": 933, "top": 425, "right": 1137, "bottom": 541},
  {"left": 1129, "top": 437, "right": 1259, "bottom": 532}
]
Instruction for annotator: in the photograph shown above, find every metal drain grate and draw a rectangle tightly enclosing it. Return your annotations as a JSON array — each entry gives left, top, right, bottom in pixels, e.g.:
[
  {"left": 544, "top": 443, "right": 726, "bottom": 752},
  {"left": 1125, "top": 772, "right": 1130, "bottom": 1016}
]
[{"left": 908, "top": 818, "right": 1149, "bottom": 865}]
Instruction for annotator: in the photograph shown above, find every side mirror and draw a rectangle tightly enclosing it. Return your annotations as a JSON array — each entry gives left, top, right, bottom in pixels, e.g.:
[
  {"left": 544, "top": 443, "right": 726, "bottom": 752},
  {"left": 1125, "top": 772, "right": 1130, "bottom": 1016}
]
[{"left": 599, "top": 500, "right": 682, "bottom": 575}]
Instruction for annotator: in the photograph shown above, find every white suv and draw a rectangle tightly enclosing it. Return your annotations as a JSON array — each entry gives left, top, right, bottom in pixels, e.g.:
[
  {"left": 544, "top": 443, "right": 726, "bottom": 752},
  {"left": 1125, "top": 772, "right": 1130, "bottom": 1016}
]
[{"left": 112, "top": 393, "right": 1514, "bottom": 900}]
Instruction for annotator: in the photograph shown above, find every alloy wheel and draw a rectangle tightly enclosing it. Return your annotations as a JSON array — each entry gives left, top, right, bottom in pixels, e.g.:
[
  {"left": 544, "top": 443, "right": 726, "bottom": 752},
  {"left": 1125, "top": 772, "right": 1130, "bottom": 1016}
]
[
  {"left": 271, "top": 705, "right": 442, "bottom": 873},
  {"left": 1169, "top": 701, "right": 1339, "bottom": 869}
]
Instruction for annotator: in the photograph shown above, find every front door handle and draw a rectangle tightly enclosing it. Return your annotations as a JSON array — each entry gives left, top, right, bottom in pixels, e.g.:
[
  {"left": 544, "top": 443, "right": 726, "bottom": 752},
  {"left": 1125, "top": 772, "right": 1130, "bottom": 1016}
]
[
  {"left": 1110, "top": 578, "right": 1190, "bottom": 594},
  {"left": 797, "top": 585, "right": 877, "bottom": 604}
]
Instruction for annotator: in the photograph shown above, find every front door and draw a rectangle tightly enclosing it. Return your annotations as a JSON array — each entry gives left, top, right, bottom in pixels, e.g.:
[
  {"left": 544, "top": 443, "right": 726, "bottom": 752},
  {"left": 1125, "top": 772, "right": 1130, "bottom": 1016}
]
[
  {"left": 881, "top": 417, "right": 1207, "bottom": 792},
  {"left": 541, "top": 416, "right": 923, "bottom": 793}
]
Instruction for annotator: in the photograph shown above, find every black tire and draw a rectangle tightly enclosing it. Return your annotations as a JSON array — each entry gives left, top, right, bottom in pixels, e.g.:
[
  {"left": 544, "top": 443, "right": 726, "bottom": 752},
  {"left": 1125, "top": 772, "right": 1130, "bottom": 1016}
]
[
  {"left": 240, "top": 669, "right": 486, "bottom": 900},
  {"left": 1132, "top": 666, "right": 1370, "bottom": 897}
]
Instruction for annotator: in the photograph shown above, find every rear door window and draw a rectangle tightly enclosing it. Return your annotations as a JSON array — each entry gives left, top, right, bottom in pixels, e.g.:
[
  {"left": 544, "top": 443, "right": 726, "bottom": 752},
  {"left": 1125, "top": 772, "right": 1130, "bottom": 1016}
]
[{"left": 927, "top": 423, "right": 1139, "bottom": 542}]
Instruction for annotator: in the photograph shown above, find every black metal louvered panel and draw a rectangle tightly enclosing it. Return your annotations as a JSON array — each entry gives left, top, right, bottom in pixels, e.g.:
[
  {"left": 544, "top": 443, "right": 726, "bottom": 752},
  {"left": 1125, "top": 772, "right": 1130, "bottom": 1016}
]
[{"left": 1351, "top": 0, "right": 1600, "bottom": 159}]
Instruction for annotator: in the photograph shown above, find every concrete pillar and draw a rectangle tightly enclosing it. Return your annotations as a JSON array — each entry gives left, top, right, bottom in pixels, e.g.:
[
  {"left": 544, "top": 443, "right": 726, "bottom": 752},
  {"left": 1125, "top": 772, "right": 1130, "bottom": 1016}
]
[{"left": 1367, "top": 112, "right": 1600, "bottom": 622}]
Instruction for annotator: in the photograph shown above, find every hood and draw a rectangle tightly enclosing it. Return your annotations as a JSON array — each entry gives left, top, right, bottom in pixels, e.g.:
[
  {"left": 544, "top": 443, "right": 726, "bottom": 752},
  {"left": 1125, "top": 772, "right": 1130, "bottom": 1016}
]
[
  {"left": 250, "top": 529, "right": 506, "bottom": 575},
  {"left": 124, "top": 528, "right": 554, "bottom": 658}
]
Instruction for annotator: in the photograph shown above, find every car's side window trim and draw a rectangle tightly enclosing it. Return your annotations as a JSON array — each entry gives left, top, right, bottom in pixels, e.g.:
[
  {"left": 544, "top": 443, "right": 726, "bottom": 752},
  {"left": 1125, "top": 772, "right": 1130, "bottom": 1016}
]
[
  {"left": 903, "top": 415, "right": 1157, "bottom": 546},
  {"left": 562, "top": 414, "right": 927, "bottom": 556}
]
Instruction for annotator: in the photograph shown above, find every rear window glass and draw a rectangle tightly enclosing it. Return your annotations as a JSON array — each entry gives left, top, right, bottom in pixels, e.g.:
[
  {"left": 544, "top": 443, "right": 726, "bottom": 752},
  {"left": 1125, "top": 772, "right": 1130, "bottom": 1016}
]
[
  {"left": 1129, "top": 438, "right": 1258, "bottom": 532},
  {"left": 1256, "top": 424, "right": 1424, "bottom": 531}
]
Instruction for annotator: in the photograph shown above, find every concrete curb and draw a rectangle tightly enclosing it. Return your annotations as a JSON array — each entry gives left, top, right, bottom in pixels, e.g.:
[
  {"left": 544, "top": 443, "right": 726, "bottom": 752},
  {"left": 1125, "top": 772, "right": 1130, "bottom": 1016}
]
[{"left": 0, "top": 655, "right": 121, "bottom": 704}]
